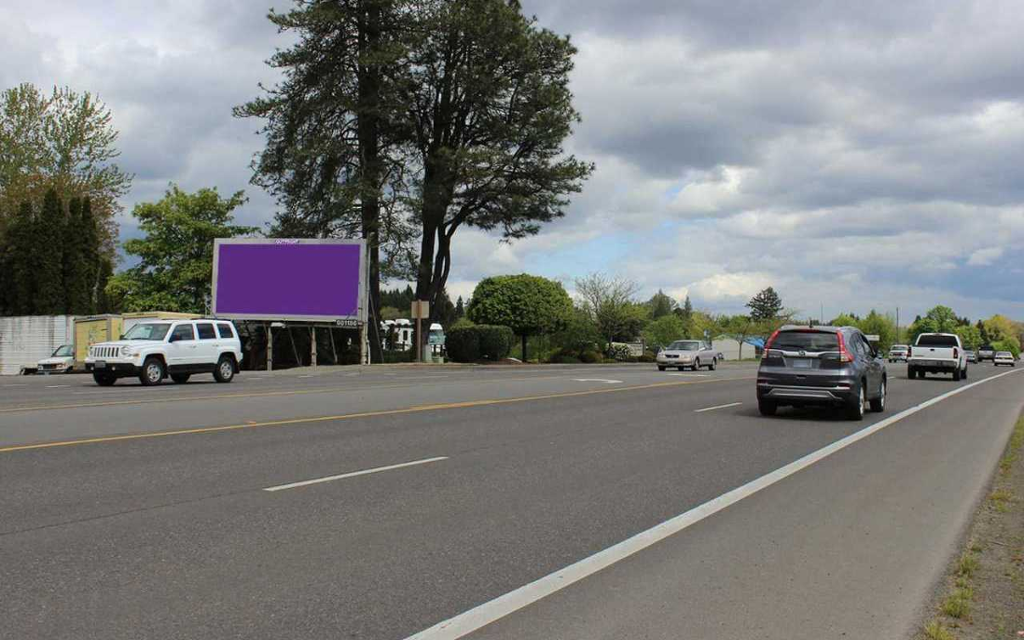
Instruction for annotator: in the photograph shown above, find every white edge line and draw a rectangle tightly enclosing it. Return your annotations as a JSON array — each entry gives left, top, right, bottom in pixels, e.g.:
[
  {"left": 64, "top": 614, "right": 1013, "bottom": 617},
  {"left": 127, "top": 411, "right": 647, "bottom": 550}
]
[
  {"left": 694, "top": 401, "right": 743, "bottom": 413},
  {"left": 404, "top": 368, "right": 1024, "bottom": 640},
  {"left": 263, "top": 456, "right": 448, "bottom": 492}
]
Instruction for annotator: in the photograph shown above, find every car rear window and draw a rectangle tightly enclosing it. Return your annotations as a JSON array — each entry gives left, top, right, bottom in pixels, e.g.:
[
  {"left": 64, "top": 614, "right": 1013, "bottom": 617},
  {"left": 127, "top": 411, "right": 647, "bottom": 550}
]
[
  {"left": 770, "top": 331, "right": 839, "bottom": 352},
  {"left": 916, "top": 335, "right": 959, "bottom": 347},
  {"left": 216, "top": 323, "right": 235, "bottom": 339}
]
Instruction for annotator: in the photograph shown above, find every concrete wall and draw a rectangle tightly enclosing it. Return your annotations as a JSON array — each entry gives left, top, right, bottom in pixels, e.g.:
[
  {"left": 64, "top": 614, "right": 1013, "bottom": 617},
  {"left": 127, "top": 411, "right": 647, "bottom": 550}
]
[{"left": 0, "top": 316, "right": 75, "bottom": 375}]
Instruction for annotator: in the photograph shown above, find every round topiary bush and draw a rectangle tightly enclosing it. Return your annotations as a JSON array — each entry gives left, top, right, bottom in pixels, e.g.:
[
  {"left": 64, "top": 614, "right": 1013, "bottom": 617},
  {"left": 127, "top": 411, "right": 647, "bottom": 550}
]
[
  {"left": 476, "top": 325, "right": 515, "bottom": 360},
  {"left": 447, "top": 326, "right": 481, "bottom": 363}
]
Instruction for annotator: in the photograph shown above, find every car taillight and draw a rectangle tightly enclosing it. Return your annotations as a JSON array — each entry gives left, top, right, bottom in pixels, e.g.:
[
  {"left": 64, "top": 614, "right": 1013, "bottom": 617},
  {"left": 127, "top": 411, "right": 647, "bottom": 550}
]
[
  {"left": 907, "top": 346, "right": 912, "bottom": 358},
  {"left": 953, "top": 347, "right": 958, "bottom": 360},
  {"left": 836, "top": 332, "right": 854, "bottom": 363}
]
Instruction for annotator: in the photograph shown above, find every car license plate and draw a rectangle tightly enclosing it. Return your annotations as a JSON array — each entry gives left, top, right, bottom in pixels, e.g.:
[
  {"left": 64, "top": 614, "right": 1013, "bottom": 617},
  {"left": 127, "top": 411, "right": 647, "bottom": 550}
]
[
  {"left": 792, "top": 358, "right": 812, "bottom": 369},
  {"left": 95, "top": 361, "right": 107, "bottom": 369}
]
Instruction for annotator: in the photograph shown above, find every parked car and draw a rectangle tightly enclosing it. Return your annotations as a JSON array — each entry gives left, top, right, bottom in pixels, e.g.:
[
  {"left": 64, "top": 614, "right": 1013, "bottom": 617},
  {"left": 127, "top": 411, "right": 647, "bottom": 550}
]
[
  {"left": 84, "top": 319, "right": 242, "bottom": 386},
  {"left": 994, "top": 351, "right": 1016, "bottom": 367},
  {"left": 756, "top": 325, "right": 887, "bottom": 420},
  {"left": 36, "top": 344, "right": 75, "bottom": 374},
  {"left": 888, "top": 344, "right": 909, "bottom": 362},
  {"left": 977, "top": 344, "right": 996, "bottom": 362},
  {"left": 657, "top": 340, "right": 718, "bottom": 371},
  {"left": 907, "top": 333, "right": 967, "bottom": 380}
]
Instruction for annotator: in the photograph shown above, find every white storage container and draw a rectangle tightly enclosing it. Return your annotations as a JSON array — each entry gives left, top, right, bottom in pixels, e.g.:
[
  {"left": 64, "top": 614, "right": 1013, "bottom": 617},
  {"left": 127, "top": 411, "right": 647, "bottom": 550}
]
[{"left": 0, "top": 316, "right": 76, "bottom": 375}]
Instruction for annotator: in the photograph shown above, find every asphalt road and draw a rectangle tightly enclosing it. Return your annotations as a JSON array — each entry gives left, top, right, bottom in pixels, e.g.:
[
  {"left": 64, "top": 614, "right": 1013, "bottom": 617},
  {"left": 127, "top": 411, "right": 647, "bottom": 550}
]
[{"left": 2, "top": 361, "right": 1022, "bottom": 639}]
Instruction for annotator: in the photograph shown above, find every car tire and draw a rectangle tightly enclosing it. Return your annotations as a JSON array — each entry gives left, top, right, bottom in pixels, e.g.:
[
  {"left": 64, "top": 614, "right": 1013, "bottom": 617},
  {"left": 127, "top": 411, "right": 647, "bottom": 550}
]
[
  {"left": 758, "top": 400, "right": 777, "bottom": 416},
  {"left": 139, "top": 357, "right": 164, "bottom": 386},
  {"left": 870, "top": 378, "right": 886, "bottom": 413},
  {"left": 908, "top": 366, "right": 916, "bottom": 379},
  {"left": 962, "top": 367, "right": 968, "bottom": 380},
  {"left": 694, "top": 358, "right": 701, "bottom": 371},
  {"left": 214, "top": 356, "right": 235, "bottom": 383},
  {"left": 953, "top": 368, "right": 961, "bottom": 382},
  {"left": 678, "top": 366, "right": 686, "bottom": 372},
  {"left": 710, "top": 358, "right": 717, "bottom": 371},
  {"left": 657, "top": 365, "right": 666, "bottom": 371},
  {"left": 848, "top": 382, "right": 867, "bottom": 421},
  {"left": 171, "top": 374, "right": 191, "bottom": 384},
  {"left": 93, "top": 372, "right": 116, "bottom": 387}
]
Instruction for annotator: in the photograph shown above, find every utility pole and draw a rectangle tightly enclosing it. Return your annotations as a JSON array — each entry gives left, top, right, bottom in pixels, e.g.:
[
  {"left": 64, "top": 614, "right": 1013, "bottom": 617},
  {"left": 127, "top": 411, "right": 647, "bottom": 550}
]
[{"left": 896, "top": 307, "right": 900, "bottom": 344}]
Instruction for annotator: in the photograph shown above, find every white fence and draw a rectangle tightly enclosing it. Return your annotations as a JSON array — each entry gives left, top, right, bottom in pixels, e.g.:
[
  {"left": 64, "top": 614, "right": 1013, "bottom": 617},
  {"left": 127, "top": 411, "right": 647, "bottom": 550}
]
[{"left": 0, "top": 316, "right": 75, "bottom": 375}]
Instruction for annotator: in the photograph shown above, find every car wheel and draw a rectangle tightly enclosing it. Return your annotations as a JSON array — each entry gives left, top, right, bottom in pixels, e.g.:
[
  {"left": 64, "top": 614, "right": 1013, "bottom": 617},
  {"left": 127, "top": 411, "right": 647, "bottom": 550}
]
[
  {"left": 758, "top": 400, "right": 777, "bottom": 416},
  {"left": 93, "top": 372, "right": 116, "bottom": 387},
  {"left": 962, "top": 367, "right": 968, "bottom": 380},
  {"left": 694, "top": 358, "right": 701, "bottom": 371},
  {"left": 171, "top": 374, "right": 191, "bottom": 384},
  {"left": 848, "top": 382, "right": 866, "bottom": 420},
  {"left": 657, "top": 365, "right": 666, "bottom": 371},
  {"left": 710, "top": 358, "right": 717, "bottom": 371},
  {"left": 870, "top": 377, "right": 886, "bottom": 413},
  {"left": 908, "top": 366, "right": 916, "bottom": 379},
  {"left": 139, "top": 357, "right": 164, "bottom": 386},
  {"left": 678, "top": 366, "right": 686, "bottom": 371},
  {"left": 952, "top": 368, "right": 961, "bottom": 382},
  {"left": 214, "top": 356, "right": 235, "bottom": 383}
]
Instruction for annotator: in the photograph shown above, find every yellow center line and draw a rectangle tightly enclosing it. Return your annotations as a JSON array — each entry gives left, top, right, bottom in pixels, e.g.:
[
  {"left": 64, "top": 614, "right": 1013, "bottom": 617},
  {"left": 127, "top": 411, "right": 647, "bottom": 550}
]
[{"left": 0, "top": 375, "right": 755, "bottom": 454}]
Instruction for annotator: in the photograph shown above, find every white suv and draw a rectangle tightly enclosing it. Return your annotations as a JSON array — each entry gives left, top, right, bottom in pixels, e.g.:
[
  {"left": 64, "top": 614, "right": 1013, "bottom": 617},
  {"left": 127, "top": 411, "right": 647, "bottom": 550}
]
[{"left": 85, "top": 319, "right": 243, "bottom": 387}]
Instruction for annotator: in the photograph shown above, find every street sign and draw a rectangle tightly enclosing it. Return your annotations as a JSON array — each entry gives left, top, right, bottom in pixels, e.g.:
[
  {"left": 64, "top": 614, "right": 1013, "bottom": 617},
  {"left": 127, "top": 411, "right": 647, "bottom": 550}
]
[{"left": 411, "top": 300, "right": 430, "bottom": 319}]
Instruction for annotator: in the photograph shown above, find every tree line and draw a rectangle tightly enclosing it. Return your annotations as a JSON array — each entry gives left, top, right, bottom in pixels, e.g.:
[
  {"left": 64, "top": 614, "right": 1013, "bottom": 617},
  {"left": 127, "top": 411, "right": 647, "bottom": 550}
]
[{"left": 0, "top": 188, "right": 113, "bottom": 316}]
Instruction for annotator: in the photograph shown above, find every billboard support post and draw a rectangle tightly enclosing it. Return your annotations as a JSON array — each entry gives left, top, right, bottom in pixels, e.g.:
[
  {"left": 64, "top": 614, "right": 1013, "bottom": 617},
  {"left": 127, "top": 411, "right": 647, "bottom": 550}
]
[
  {"left": 311, "top": 327, "right": 317, "bottom": 368},
  {"left": 360, "top": 324, "right": 367, "bottom": 365},
  {"left": 266, "top": 323, "right": 273, "bottom": 372}
]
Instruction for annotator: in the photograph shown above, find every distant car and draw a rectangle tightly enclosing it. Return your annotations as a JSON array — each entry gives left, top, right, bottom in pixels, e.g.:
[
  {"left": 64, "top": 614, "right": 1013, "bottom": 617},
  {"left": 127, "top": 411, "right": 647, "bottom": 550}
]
[
  {"left": 85, "top": 319, "right": 242, "bottom": 386},
  {"left": 977, "top": 344, "right": 996, "bottom": 362},
  {"left": 36, "top": 344, "right": 75, "bottom": 374},
  {"left": 907, "top": 333, "right": 968, "bottom": 380},
  {"left": 756, "top": 325, "right": 887, "bottom": 420},
  {"left": 993, "top": 351, "right": 1016, "bottom": 367},
  {"left": 656, "top": 340, "right": 718, "bottom": 371},
  {"left": 964, "top": 349, "right": 977, "bottom": 363},
  {"left": 888, "top": 344, "right": 909, "bottom": 362}
]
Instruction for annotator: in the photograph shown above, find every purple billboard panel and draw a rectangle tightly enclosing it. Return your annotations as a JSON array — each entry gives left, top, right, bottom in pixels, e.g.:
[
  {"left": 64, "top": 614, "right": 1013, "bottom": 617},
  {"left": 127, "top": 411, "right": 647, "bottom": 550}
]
[{"left": 212, "top": 239, "right": 366, "bottom": 322}]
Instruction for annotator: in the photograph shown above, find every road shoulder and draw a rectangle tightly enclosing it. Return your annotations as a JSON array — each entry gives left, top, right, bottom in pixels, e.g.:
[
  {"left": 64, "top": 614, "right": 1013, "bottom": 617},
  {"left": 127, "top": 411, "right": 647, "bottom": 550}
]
[{"left": 916, "top": 413, "right": 1024, "bottom": 640}]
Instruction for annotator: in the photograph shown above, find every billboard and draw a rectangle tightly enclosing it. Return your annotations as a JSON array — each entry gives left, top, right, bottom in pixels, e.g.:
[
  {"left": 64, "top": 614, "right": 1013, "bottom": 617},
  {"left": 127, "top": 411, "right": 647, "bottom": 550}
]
[{"left": 212, "top": 239, "right": 367, "bottom": 322}]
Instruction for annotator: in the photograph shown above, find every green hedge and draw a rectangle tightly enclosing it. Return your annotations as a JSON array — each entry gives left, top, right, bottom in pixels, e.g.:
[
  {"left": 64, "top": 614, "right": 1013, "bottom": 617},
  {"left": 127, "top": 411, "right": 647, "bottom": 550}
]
[{"left": 446, "top": 324, "right": 514, "bottom": 362}]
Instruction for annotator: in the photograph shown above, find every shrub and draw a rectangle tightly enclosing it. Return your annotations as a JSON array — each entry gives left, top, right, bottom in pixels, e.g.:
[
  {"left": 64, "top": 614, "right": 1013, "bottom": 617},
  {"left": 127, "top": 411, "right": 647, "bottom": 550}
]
[
  {"left": 548, "top": 354, "right": 581, "bottom": 364},
  {"left": 446, "top": 324, "right": 514, "bottom": 362},
  {"left": 477, "top": 325, "right": 515, "bottom": 360},
  {"left": 447, "top": 326, "right": 481, "bottom": 362},
  {"left": 580, "top": 350, "right": 601, "bottom": 363},
  {"left": 606, "top": 344, "right": 633, "bottom": 362},
  {"left": 638, "top": 352, "right": 656, "bottom": 363}
]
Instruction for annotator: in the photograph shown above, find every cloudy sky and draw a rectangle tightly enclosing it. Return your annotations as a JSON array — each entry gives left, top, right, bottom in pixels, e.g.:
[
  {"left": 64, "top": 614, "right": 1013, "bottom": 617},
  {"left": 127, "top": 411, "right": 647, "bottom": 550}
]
[{"left": 3, "top": 0, "right": 1023, "bottom": 322}]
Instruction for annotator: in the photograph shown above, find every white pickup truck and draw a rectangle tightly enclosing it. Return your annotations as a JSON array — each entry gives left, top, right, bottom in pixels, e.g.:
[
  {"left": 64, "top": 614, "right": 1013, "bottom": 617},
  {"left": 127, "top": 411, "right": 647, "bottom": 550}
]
[{"left": 907, "top": 333, "right": 968, "bottom": 381}]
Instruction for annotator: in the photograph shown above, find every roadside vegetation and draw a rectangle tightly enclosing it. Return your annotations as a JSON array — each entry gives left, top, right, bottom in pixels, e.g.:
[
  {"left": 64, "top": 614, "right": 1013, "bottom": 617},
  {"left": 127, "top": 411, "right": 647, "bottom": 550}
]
[{"left": 917, "top": 415, "right": 1024, "bottom": 640}]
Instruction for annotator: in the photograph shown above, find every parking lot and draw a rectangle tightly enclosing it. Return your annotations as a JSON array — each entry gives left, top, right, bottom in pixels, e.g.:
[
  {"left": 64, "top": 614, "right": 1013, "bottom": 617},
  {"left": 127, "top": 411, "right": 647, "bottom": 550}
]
[{"left": 3, "top": 361, "right": 1023, "bottom": 639}]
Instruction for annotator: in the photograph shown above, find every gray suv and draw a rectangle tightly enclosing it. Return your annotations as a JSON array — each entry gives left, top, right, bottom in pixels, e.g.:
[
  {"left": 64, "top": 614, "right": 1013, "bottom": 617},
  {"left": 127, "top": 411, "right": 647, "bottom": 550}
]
[{"left": 756, "top": 325, "right": 887, "bottom": 420}]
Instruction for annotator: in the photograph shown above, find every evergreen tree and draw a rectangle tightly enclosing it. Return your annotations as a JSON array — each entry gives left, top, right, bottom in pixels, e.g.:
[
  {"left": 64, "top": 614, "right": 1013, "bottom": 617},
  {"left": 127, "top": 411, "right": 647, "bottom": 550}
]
[
  {"left": 455, "top": 296, "right": 465, "bottom": 320},
  {"left": 3, "top": 201, "right": 37, "bottom": 314},
  {"left": 81, "top": 197, "right": 101, "bottom": 313},
  {"left": 33, "top": 188, "right": 65, "bottom": 314},
  {"left": 647, "top": 290, "right": 675, "bottom": 319},
  {"left": 683, "top": 296, "right": 694, "bottom": 319},
  {"left": 747, "top": 287, "right": 783, "bottom": 322},
  {"left": 976, "top": 319, "right": 989, "bottom": 343},
  {"left": 96, "top": 256, "right": 115, "bottom": 313},
  {"left": 62, "top": 198, "right": 88, "bottom": 313}
]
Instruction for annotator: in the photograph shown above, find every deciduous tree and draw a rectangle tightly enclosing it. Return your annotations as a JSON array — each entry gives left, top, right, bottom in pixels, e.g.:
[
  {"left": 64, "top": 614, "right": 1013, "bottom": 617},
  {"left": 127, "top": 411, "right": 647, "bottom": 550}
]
[
  {"left": 105, "top": 185, "right": 256, "bottom": 314},
  {"left": 467, "top": 274, "right": 573, "bottom": 360}
]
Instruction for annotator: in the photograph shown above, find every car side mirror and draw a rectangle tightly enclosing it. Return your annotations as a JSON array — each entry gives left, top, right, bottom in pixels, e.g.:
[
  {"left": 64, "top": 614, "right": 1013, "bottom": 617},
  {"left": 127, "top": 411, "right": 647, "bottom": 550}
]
[{"left": 119, "top": 334, "right": 125, "bottom": 340}]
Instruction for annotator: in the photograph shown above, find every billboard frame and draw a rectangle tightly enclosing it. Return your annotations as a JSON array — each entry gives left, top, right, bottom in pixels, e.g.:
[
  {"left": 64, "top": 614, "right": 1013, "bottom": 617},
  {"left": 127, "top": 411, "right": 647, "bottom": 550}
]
[{"left": 211, "top": 238, "right": 368, "bottom": 324}]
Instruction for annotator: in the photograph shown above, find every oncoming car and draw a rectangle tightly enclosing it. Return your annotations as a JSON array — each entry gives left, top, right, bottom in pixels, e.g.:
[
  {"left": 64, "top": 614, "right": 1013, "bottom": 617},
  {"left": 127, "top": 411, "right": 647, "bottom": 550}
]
[
  {"left": 85, "top": 320, "right": 242, "bottom": 386},
  {"left": 756, "top": 325, "right": 887, "bottom": 420},
  {"left": 656, "top": 340, "right": 718, "bottom": 371}
]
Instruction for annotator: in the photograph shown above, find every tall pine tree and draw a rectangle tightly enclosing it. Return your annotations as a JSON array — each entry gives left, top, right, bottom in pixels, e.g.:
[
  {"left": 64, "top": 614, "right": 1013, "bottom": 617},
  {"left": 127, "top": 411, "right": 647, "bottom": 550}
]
[
  {"left": 33, "top": 188, "right": 66, "bottom": 314},
  {"left": 4, "top": 201, "right": 37, "bottom": 314},
  {"left": 62, "top": 198, "right": 89, "bottom": 313},
  {"left": 81, "top": 197, "right": 101, "bottom": 314}
]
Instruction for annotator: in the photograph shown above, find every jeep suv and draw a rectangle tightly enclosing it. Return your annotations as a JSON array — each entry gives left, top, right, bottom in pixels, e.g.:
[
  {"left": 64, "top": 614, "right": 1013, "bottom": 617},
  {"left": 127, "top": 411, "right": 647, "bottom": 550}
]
[
  {"left": 85, "top": 320, "right": 242, "bottom": 386},
  {"left": 756, "top": 325, "right": 887, "bottom": 420}
]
